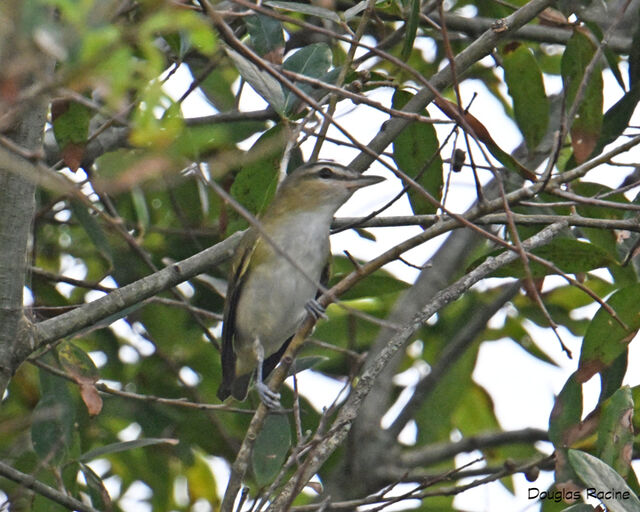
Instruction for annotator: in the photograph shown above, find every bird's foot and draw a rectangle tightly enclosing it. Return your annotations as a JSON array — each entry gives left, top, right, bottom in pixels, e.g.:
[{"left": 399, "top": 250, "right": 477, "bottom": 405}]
[
  {"left": 305, "top": 299, "right": 328, "bottom": 320},
  {"left": 256, "top": 381, "right": 281, "bottom": 409}
]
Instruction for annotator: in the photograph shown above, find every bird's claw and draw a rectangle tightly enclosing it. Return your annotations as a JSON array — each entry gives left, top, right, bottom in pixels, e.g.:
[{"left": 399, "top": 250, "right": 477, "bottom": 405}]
[
  {"left": 305, "top": 299, "right": 328, "bottom": 320},
  {"left": 256, "top": 381, "right": 281, "bottom": 409}
]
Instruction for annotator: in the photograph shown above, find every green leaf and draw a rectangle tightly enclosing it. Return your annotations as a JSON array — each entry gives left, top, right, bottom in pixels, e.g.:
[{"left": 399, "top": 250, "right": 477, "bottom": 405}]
[
  {"left": 561, "top": 28, "right": 603, "bottom": 163},
  {"left": 486, "top": 139, "right": 538, "bottom": 181},
  {"left": 31, "top": 394, "right": 74, "bottom": 464},
  {"left": 331, "top": 255, "right": 408, "bottom": 300},
  {"left": 78, "top": 438, "right": 179, "bottom": 462},
  {"left": 32, "top": 369, "right": 75, "bottom": 465},
  {"left": 187, "top": 61, "right": 238, "bottom": 112},
  {"left": 599, "top": 350, "right": 628, "bottom": 403},
  {"left": 58, "top": 342, "right": 99, "bottom": 381},
  {"left": 566, "top": 182, "right": 635, "bottom": 283},
  {"left": 226, "top": 46, "right": 286, "bottom": 114},
  {"left": 51, "top": 99, "right": 93, "bottom": 171},
  {"left": 80, "top": 24, "right": 122, "bottom": 63},
  {"left": 57, "top": 341, "right": 103, "bottom": 415},
  {"left": 589, "top": 85, "right": 640, "bottom": 159},
  {"left": 392, "top": 90, "right": 443, "bottom": 214},
  {"left": 353, "top": 227, "right": 376, "bottom": 241},
  {"left": 175, "top": 121, "right": 267, "bottom": 159},
  {"left": 265, "top": 1, "right": 340, "bottom": 22},
  {"left": 315, "top": 294, "right": 398, "bottom": 356},
  {"left": 572, "top": 181, "right": 629, "bottom": 221},
  {"left": 548, "top": 375, "right": 586, "bottom": 489},
  {"left": 400, "top": 0, "right": 420, "bottom": 61},
  {"left": 578, "top": 284, "right": 640, "bottom": 382},
  {"left": 584, "top": 21, "right": 625, "bottom": 91},
  {"left": 79, "top": 462, "right": 113, "bottom": 510},
  {"left": 568, "top": 450, "right": 640, "bottom": 512},
  {"left": 130, "top": 82, "right": 185, "bottom": 149},
  {"left": 163, "top": 32, "right": 190, "bottom": 60},
  {"left": 288, "top": 356, "right": 329, "bottom": 376},
  {"left": 131, "top": 186, "right": 150, "bottom": 231},
  {"left": 52, "top": 100, "right": 91, "bottom": 148},
  {"left": 502, "top": 43, "right": 549, "bottom": 150},
  {"left": 282, "top": 43, "right": 333, "bottom": 115},
  {"left": 252, "top": 414, "right": 291, "bottom": 486},
  {"left": 245, "top": 14, "right": 284, "bottom": 57},
  {"left": 230, "top": 125, "right": 289, "bottom": 217},
  {"left": 454, "top": 384, "right": 499, "bottom": 436},
  {"left": 483, "top": 316, "right": 557, "bottom": 366},
  {"left": 416, "top": 342, "right": 479, "bottom": 444},
  {"left": 471, "top": 238, "right": 613, "bottom": 279},
  {"left": 632, "top": 385, "right": 640, "bottom": 433},
  {"left": 596, "top": 386, "right": 634, "bottom": 478},
  {"left": 186, "top": 451, "right": 220, "bottom": 506},
  {"left": 410, "top": 495, "right": 455, "bottom": 511},
  {"left": 545, "top": 276, "right": 616, "bottom": 313},
  {"left": 283, "top": 43, "right": 332, "bottom": 78},
  {"left": 93, "top": 148, "right": 144, "bottom": 180},
  {"left": 603, "top": 46, "right": 626, "bottom": 92},
  {"left": 69, "top": 199, "right": 113, "bottom": 266},
  {"left": 548, "top": 373, "right": 583, "bottom": 448}
]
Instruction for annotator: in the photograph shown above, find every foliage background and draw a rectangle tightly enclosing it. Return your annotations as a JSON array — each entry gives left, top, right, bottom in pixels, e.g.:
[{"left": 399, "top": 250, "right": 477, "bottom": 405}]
[{"left": 1, "top": 0, "right": 640, "bottom": 511}]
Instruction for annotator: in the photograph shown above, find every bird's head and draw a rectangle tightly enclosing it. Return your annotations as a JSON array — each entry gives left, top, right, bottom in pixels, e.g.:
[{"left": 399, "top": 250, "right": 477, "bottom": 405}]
[{"left": 271, "top": 162, "right": 385, "bottom": 216}]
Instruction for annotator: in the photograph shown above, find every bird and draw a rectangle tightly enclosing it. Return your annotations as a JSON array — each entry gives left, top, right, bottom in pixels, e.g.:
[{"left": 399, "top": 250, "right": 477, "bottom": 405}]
[{"left": 217, "top": 161, "right": 384, "bottom": 408}]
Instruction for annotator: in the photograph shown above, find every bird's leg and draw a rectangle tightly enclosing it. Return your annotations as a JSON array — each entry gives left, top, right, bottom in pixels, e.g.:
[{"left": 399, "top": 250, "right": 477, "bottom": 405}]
[
  {"left": 253, "top": 338, "right": 281, "bottom": 409},
  {"left": 305, "top": 299, "right": 328, "bottom": 320}
]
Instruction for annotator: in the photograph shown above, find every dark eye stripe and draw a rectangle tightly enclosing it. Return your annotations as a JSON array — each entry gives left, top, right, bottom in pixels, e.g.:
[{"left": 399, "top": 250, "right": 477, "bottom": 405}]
[{"left": 318, "top": 167, "right": 333, "bottom": 179}]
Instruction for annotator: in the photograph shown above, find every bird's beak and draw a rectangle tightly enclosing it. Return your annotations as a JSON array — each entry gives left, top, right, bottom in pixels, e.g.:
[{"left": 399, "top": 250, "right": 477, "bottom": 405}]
[{"left": 347, "top": 174, "right": 386, "bottom": 189}]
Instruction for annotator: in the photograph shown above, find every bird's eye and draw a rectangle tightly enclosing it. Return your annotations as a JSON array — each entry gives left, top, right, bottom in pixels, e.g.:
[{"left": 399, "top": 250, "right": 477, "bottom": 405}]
[{"left": 318, "top": 167, "right": 333, "bottom": 179}]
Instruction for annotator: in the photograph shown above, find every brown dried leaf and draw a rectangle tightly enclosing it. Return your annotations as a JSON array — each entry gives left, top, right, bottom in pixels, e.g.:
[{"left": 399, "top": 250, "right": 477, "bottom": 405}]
[
  {"left": 539, "top": 7, "right": 570, "bottom": 27},
  {"left": 79, "top": 380, "right": 103, "bottom": 416},
  {"left": 61, "top": 142, "right": 86, "bottom": 172},
  {"left": 305, "top": 481, "right": 323, "bottom": 494}
]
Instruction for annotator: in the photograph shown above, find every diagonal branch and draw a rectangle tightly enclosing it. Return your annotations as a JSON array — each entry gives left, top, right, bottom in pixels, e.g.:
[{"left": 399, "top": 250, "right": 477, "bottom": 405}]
[
  {"left": 268, "top": 222, "right": 568, "bottom": 509},
  {"left": 0, "top": 461, "right": 101, "bottom": 512},
  {"left": 32, "top": 231, "right": 242, "bottom": 348},
  {"left": 386, "top": 282, "right": 521, "bottom": 439}
]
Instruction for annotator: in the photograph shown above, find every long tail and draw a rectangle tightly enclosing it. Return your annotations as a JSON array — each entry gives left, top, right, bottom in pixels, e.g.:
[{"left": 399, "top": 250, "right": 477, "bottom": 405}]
[
  {"left": 217, "top": 373, "right": 251, "bottom": 401},
  {"left": 230, "top": 373, "right": 252, "bottom": 401}
]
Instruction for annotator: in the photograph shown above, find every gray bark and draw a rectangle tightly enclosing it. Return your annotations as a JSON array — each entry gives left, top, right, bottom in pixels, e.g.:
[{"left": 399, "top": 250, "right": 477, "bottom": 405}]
[{"left": 0, "top": 103, "right": 47, "bottom": 397}]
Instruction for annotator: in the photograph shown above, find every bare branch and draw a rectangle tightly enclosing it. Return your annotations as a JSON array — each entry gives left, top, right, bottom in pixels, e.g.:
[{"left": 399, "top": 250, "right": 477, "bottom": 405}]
[
  {"left": 435, "top": 13, "right": 632, "bottom": 53},
  {"left": 0, "top": 461, "right": 101, "bottom": 512},
  {"left": 400, "top": 428, "right": 549, "bottom": 467},
  {"left": 332, "top": 212, "right": 640, "bottom": 231},
  {"left": 269, "top": 222, "right": 567, "bottom": 509},
  {"left": 32, "top": 231, "right": 242, "bottom": 348}
]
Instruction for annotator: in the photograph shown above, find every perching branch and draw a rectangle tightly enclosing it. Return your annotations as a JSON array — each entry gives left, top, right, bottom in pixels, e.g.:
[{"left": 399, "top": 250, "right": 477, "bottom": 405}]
[
  {"left": 32, "top": 231, "right": 242, "bottom": 348},
  {"left": 0, "top": 461, "right": 101, "bottom": 512},
  {"left": 268, "top": 222, "right": 568, "bottom": 509},
  {"left": 332, "top": 212, "right": 640, "bottom": 231}
]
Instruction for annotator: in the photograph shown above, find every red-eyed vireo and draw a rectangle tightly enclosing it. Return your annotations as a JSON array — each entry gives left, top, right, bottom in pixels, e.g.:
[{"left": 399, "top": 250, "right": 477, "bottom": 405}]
[{"left": 217, "top": 161, "right": 384, "bottom": 408}]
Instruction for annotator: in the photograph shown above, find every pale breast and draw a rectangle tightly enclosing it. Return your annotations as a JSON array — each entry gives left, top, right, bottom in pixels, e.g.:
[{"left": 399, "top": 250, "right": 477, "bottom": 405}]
[{"left": 234, "top": 211, "right": 332, "bottom": 362}]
